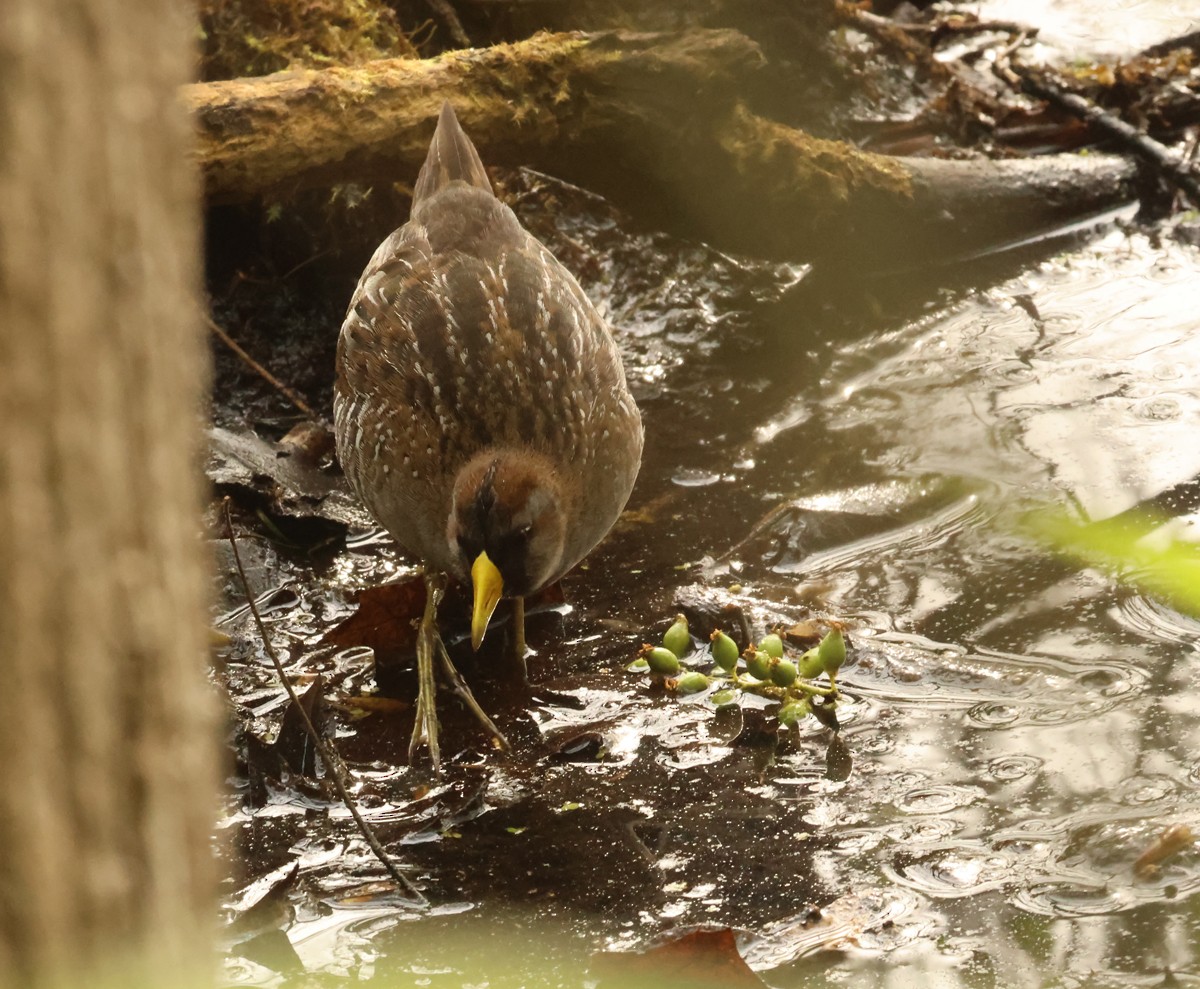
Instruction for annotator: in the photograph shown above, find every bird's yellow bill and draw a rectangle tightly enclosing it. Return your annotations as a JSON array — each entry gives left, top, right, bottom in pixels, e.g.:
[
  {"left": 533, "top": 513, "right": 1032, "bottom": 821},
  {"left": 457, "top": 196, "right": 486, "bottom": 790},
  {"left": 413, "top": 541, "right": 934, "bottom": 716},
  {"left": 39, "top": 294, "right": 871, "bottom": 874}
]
[{"left": 470, "top": 551, "right": 504, "bottom": 650}]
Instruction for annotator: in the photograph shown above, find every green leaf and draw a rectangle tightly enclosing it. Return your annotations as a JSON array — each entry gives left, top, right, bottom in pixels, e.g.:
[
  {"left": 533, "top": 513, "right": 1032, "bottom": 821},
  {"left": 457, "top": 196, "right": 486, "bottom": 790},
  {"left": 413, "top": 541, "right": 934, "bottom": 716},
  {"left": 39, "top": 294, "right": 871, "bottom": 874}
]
[{"left": 1027, "top": 508, "right": 1200, "bottom": 617}]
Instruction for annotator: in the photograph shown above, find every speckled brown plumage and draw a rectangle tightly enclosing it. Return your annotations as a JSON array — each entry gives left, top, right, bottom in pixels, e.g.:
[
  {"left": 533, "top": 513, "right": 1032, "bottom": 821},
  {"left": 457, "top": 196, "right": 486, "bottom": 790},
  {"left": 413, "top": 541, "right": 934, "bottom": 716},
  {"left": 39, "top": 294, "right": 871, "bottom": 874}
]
[{"left": 334, "top": 102, "right": 642, "bottom": 611}]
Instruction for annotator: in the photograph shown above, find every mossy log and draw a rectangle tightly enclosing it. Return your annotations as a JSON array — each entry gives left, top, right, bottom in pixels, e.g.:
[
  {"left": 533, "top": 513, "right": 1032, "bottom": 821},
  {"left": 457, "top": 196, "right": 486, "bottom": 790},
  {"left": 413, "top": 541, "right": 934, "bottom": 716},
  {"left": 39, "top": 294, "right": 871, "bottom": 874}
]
[
  {"left": 185, "top": 28, "right": 1137, "bottom": 265},
  {"left": 185, "top": 30, "right": 765, "bottom": 199}
]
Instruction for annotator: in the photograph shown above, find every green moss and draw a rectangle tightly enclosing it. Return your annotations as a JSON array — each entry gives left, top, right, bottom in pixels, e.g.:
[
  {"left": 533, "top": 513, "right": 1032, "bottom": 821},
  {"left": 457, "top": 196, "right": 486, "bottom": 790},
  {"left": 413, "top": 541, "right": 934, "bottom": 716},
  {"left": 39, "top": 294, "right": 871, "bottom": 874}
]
[
  {"left": 197, "top": 0, "right": 419, "bottom": 81},
  {"left": 718, "top": 104, "right": 913, "bottom": 224}
]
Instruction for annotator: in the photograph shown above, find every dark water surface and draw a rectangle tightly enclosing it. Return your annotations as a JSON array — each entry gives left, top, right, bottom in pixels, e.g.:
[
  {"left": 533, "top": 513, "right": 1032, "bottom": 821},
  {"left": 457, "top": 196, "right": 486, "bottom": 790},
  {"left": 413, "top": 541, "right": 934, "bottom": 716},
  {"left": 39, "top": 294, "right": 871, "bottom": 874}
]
[{"left": 215, "top": 161, "right": 1200, "bottom": 985}]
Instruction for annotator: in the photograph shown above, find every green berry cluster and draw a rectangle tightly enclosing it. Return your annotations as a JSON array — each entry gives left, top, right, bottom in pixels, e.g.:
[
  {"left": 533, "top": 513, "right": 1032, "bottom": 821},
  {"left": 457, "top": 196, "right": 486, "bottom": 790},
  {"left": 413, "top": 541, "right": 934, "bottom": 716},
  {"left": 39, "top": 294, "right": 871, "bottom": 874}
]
[{"left": 628, "top": 614, "right": 847, "bottom": 725}]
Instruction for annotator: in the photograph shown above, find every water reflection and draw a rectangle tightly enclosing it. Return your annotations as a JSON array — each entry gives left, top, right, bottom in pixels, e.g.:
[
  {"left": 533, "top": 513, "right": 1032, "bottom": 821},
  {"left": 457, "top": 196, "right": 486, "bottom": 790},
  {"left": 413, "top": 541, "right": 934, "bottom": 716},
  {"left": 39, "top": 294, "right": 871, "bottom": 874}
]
[
  {"left": 976, "top": 0, "right": 1200, "bottom": 60},
  {"left": 219, "top": 179, "right": 1200, "bottom": 985},
  {"left": 746, "top": 230, "right": 1200, "bottom": 986}
]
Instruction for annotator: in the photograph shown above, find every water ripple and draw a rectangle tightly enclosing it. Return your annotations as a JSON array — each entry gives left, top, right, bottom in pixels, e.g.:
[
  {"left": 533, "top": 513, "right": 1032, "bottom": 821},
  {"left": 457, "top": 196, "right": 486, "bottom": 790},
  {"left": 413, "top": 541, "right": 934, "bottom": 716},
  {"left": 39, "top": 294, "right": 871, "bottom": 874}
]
[
  {"left": 967, "top": 702, "right": 1022, "bottom": 727},
  {"left": 1115, "top": 592, "right": 1200, "bottom": 644},
  {"left": 1111, "top": 775, "right": 1179, "bottom": 806},
  {"left": 776, "top": 488, "right": 991, "bottom": 579},
  {"left": 1010, "top": 883, "right": 1124, "bottom": 917},
  {"left": 896, "top": 784, "right": 985, "bottom": 815},
  {"left": 987, "top": 755, "right": 1043, "bottom": 781},
  {"left": 885, "top": 845, "right": 1018, "bottom": 898}
]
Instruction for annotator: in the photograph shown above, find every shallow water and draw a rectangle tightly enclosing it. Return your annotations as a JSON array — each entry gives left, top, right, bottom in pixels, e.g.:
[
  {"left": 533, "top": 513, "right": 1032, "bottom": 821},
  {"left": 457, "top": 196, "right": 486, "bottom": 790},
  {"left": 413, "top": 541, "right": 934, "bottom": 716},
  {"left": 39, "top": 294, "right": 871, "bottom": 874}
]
[
  {"left": 712, "top": 227, "right": 1200, "bottom": 987},
  {"left": 659, "top": 223, "right": 1200, "bottom": 987},
  {"left": 975, "top": 0, "right": 1199, "bottom": 60},
  {"left": 213, "top": 164, "right": 1200, "bottom": 985},
  {"left": 207, "top": 5, "right": 1200, "bottom": 981}
]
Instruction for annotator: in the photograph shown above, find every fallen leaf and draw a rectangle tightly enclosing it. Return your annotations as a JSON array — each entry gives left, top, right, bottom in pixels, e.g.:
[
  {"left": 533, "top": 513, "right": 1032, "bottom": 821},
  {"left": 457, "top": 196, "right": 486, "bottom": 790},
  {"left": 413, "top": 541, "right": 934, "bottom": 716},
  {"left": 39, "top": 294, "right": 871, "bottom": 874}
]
[
  {"left": 591, "top": 927, "right": 767, "bottom": 989},
  {"left": 225, "top": 861, "right": 299, "bottom": 934},
  {"left": 322, "top": 575, "right": 565, "bottom": 670},
  {"left": 272, "top": 674, "right": 328, "bottom": 776},
  {"left": 741, "top": 887, "right": 918, "bottom": 970},
  {"left": 673, "top": 584, "right": 753, "bottom": 652},
  {"left": 334, "top": 880, "right": 421, "bottom": 905},
  {"left": 810, "top": 698, "right": 840, "bottom": 732},
  {"left": 544, "top": 724, "right": 614, "bottom": 763},
  {"left": 222, "top": 862, "right": 302, "bottom": 973},
  {"left": 320, "top": 577, "right": 432, "bottom": 665},
  {"left": 824, "top": 734, "right": 852, "bottom": 781},
  {"left": 208, "top": 425, "right": 371, "bottom": 527},
  {"left": 228, "top": 928, "right": 305, "bottom": 976},
  {"left": 783, "top": 620, "right": 824, "bottom": 647},
  {"left": 276, "top": 419, "right": 335, "bottom": 465},
  {"left": 332, "top": 694, "right": 410, "bottom": 716}
]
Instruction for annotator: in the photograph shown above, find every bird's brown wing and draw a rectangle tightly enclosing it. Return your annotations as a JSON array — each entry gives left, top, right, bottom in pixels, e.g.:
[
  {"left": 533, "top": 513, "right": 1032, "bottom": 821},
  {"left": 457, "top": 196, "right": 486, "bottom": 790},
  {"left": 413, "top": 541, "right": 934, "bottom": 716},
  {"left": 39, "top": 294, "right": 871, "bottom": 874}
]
[{"left": 334, "top": 188, "right": 641, "bottom": 570}]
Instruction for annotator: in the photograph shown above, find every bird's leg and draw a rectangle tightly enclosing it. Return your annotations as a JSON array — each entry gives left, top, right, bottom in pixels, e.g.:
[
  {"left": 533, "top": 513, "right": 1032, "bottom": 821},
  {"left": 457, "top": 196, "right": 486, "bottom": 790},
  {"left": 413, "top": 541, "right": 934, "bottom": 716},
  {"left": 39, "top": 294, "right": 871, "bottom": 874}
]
[
  {"left": 510, "top": 596, "right": 528, "bottom": 681},
  {"left": 410, "top": 571, "right": 445, "bottom": 770},
  {"left": 413, "top": 572, "right": 510, "bottom": 761}
]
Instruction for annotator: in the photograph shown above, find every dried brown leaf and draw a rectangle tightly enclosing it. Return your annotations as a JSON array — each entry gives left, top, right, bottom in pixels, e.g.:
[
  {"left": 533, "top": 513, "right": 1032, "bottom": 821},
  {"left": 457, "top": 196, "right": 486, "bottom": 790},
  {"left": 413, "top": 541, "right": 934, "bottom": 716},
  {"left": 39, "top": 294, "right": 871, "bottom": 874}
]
[{"left": 592, "top": 927, "right": 767, "bottom": 989}]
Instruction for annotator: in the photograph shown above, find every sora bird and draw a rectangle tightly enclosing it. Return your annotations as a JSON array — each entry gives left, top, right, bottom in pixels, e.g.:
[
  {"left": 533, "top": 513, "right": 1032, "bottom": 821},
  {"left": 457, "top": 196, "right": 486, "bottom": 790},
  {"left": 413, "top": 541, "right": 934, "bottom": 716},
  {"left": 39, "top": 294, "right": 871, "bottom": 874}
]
[{"left": 334, "top": 102, "right": 644, "bottom": 767}]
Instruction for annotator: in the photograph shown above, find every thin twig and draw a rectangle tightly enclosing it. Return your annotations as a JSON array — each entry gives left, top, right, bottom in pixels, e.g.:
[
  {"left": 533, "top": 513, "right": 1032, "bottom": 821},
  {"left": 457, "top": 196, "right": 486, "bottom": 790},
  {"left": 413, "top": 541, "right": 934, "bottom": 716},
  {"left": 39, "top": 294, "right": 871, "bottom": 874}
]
[
  {"left": 894, "top": 18, "right": 1035, "bottom": 39},
  {"left": 224, "top": 500, "right": 427, "bottom": 905},
  {"left": 425, "top": 0, "right": 472, "bottom": 49},
  {"left": 994, "top": 29, "right": 1032, "bottom": 67},
  {"left": 846, "top": 8, "right": 955, "bottom": 81},
  {"left": 996, "top": 59, "right": 1200, "bottom": 208},
  {"left": 205, "top": 310, "right": 319, "bottom": 420}
]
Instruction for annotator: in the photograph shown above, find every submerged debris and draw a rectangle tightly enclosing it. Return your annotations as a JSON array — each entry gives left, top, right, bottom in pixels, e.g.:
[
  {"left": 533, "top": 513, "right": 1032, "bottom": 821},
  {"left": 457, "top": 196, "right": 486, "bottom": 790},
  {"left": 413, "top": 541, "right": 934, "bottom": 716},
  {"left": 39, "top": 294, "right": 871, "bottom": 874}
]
[{"left": 1134, "top": 824, "right": 1196, "bottom": 878}]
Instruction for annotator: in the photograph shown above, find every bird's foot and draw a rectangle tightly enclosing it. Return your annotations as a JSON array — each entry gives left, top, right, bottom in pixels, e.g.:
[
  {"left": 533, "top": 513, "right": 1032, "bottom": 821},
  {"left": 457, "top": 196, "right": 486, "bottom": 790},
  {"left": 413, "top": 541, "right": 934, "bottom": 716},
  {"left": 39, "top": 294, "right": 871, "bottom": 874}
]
[{"left": 408, "top": 572, "right": 511, "bottom": 772}]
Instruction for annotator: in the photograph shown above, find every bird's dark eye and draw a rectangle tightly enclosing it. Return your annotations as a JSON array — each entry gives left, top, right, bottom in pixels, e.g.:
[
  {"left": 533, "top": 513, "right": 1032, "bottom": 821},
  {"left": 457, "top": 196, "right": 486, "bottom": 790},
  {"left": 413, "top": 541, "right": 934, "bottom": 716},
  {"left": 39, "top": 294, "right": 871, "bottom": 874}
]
[{"left": 517, "top": 524, "right": 533, "bottom": 539}]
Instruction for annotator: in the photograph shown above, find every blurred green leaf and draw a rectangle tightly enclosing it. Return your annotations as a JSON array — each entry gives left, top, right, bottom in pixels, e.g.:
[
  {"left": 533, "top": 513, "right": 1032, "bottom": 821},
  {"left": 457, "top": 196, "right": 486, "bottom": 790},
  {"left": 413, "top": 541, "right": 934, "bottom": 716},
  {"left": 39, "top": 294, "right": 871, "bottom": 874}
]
[{"left": 1027, "top": 509, "right": 1200, "bottom": 616}]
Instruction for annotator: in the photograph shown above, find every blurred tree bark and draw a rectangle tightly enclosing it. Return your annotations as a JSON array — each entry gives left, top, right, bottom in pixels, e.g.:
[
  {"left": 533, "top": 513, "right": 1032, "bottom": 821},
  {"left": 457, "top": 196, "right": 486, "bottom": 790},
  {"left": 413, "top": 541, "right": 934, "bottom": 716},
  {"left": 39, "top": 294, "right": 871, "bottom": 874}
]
[{"left": 0, "top": 2, "right": 215, "bottom": 987}]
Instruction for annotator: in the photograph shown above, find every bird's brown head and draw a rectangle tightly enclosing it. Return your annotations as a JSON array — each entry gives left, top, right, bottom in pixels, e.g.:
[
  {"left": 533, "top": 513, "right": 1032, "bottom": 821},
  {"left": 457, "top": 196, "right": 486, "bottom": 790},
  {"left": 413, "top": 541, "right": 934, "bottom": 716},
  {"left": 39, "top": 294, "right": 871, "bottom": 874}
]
[{"left": 447, "top": 450, "right": 565, "bottom": 649}]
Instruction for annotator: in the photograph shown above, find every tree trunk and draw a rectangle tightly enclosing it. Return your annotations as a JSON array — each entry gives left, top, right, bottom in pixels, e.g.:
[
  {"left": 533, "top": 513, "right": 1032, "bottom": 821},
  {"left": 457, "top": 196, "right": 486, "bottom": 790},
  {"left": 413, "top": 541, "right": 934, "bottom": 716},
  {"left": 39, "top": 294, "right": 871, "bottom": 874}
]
[{"left": 0, "top": 2, "right": 215, "bottom": 987}]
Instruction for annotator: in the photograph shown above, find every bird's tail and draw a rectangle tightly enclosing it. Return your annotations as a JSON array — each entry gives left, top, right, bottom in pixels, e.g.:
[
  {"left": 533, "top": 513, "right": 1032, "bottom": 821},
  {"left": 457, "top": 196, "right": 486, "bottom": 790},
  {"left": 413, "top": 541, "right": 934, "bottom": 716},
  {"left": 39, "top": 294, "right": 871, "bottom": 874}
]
[{"left": 412, "top": 101, "right": 493, "bottom": 205}]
